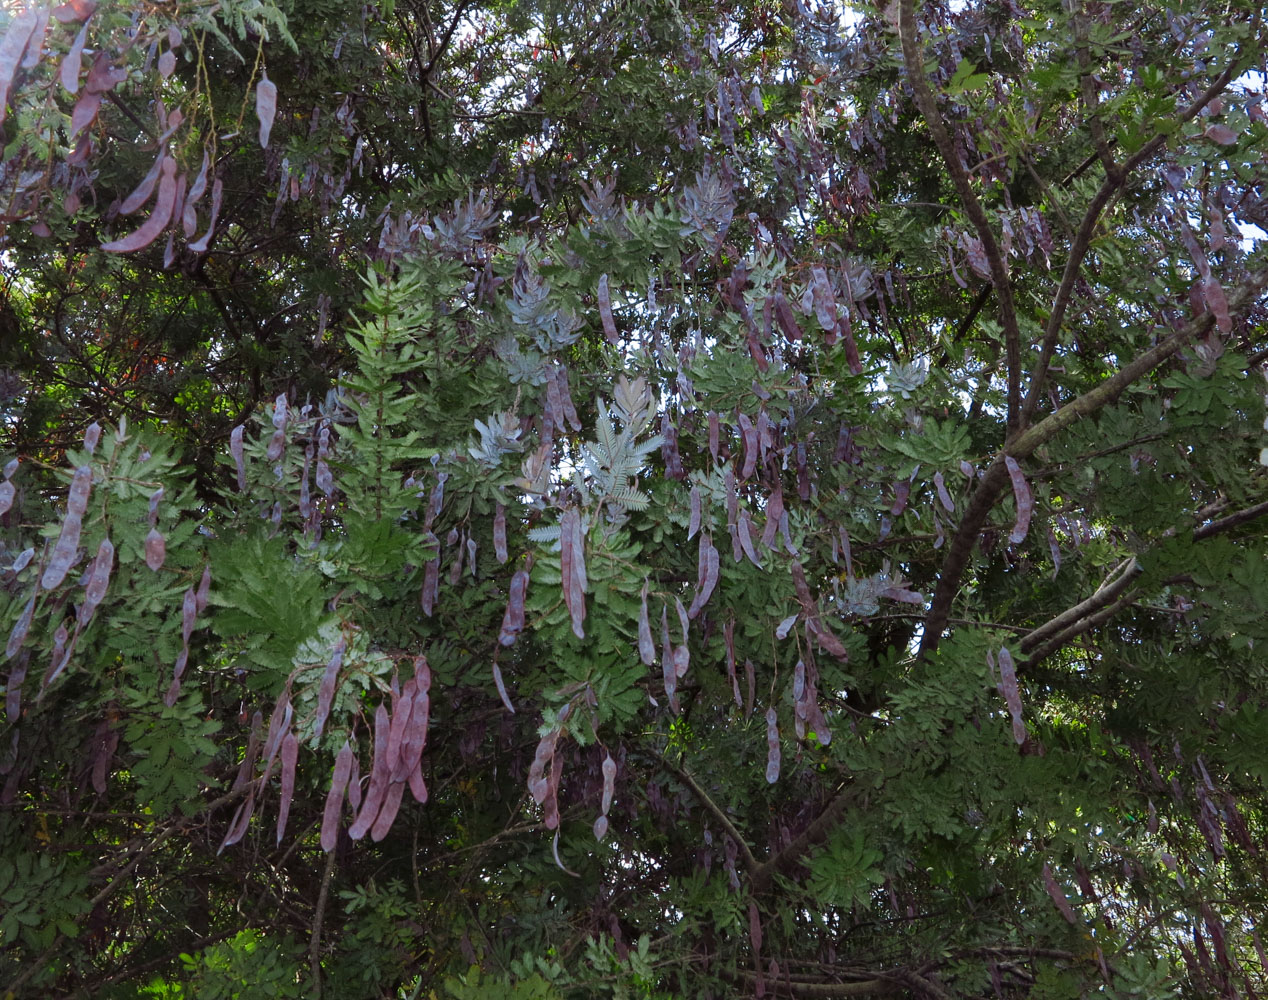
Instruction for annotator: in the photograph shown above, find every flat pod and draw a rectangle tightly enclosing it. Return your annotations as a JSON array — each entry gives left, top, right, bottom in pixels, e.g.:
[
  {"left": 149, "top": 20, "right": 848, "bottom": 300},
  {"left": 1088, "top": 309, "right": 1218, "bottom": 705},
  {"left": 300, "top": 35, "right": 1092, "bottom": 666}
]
[
  {"left": 276, "top": 731, "right": 298, "bottom": 844},
  {"left": 320, "top": 743, "right": 353, "bottom": 851},
  {"left": 637, "top": 582, "right": 655, "bottom": 667}
]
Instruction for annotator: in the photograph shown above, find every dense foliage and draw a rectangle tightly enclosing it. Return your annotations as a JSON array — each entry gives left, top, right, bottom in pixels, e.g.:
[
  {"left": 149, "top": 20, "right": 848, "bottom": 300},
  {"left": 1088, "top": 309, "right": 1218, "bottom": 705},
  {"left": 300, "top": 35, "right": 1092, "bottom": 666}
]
[{"left": 1, "top": 0, "right": 1267, "bottom": 995}]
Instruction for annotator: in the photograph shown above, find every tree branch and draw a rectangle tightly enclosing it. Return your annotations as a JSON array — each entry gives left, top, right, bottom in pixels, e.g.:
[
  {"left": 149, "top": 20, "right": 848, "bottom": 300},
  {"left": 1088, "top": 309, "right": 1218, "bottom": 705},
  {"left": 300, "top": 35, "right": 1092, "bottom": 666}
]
[
  {"left": 919, "top": 266, "right": 1268, "bottom": 658},
  {"left": 663, "top": 758, "right": 760, "bottom": 875},
  {"left": 751, "top": 786, "right": 855, "bottom": 892},
  {"left": 1020, "top": 557, "right": 1140, "bottom": 653},
  {"left": 309, "top": 845, "right": 337, "bottom": 999},
  {"left": 897, "top": 0, "right": 1023, "bottom": 433}
]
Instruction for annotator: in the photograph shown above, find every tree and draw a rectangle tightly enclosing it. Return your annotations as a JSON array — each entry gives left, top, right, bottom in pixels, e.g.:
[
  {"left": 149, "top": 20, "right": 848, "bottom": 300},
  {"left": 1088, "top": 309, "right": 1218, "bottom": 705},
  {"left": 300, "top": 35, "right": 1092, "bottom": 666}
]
[{"left": 1, "top": 0, "right": 1267, "bottom": 994}]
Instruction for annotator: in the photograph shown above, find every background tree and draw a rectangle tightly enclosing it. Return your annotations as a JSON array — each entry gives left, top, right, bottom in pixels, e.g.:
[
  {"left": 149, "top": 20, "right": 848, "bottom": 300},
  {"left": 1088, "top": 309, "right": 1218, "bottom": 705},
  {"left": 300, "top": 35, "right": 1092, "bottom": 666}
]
[{"left": 1, "top": 0, "right": 1267, "bottom": 996}]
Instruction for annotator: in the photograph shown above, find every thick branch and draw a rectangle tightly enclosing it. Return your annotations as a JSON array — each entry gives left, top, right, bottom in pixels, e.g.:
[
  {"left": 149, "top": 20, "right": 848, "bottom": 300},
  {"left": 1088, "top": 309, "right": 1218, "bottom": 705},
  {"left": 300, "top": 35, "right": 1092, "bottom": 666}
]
[
  {"left": 1193, "top": 499, "right": 1268, "bottom": 541},
  {"left": 919, "top": 266, "right": 1268, "bottom": 658},
  {"left": 897, "top": 0, "right": 1022, "bottom": 432},
  {"left": 1023, "top": 587, "right": 1140, "bottom": 667},
  {"left": 1020, "top": 558, "right": 1140, "bottom": 653}
]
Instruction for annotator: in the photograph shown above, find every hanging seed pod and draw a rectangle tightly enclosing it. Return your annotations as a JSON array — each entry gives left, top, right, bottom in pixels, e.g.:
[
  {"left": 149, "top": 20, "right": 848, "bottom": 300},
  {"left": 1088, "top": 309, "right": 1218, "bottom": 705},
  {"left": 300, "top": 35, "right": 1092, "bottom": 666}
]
[
  {"left": 321, "top": 740, "right": 355, "bottom": 852},
  {"left": 42, "top": 466, "right": 92, "bottom": 590},
  {"left": 144, "top": 528, "right": 166, "bottom": 571}
]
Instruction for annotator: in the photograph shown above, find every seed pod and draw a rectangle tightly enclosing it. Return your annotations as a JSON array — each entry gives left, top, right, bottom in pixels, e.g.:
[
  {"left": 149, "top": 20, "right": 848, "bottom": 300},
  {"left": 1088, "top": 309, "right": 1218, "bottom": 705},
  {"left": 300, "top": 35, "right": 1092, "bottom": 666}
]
[
  {"left": 933, "top": 470, "right": 955, "bottom": 512},
  {"left": 5, "top": 592, "right": 35, "bottom": 660},
  {"left": 660, "top": 605, "right": 678, "bottom": 714},
  {"left": 688, "top": 484, "right": 702, "bottom": 540},
  {"left": 82, "top": 422, "right": 101, "bottom": 454},
  {"left": 0, "top": 481, "right": 13, "bottom": 517},
  {"left": 5, "top": 651, "right": 28, "bottom": 721},
  {"left": 144, "top": 528, "right": 166, "bottom": 571},
  {"left": 320, "top": 740, "right": 355, "bottom": 852},
  {"left": 348, "top": 703, "right": 391, "bottom": 840},
  {"left": 313, "top": 638, "right": 345, "bottom": 741},
  {"left": 600, "top": 753, "right": 616, "bottom": 814},
  {"left": 78, "top": 536, "right": 114, "bottom": 626},
  {"left": 493, "top": 503, "right": 508, "bottom": 563},
  {"left": 276, "top": 731, "right": 298, "bottom": 844},
  {"left": 765, "top": 707, "right": 780, "bottom": 783},
  {"left": 1004, "top": 456, "right": 1033, "bottom": 544},
  {"left": 229, "top": 425, "right": 247, "bottom": 491},
  {"left": 492, "top": 661, "right": 514, "bottom": 714},
  {"left": 637, "top": 582, "right": 655, "bottom": 667},
  {"left": 497, "top": 568, "right": 530, "bottom": 650}
]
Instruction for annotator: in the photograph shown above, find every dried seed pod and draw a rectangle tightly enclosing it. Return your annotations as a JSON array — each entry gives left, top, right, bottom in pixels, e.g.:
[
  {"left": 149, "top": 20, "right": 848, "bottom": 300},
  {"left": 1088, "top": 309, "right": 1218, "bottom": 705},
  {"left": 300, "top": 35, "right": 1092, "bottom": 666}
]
[
  {"left": 313, "top": 638, "right": 345, "bottom": 741},
  {"left": 144, "top": 528, "right": 166, "bottom": 571},
  {"left": 276, "top": 731, "right": 298, "bottom": 844},
  {"left": 765, "top": 707, "right": 780, "bottom": 784},
  {"left": 5, "top": 593, "right": 36, "bottom": 660},
  {"left": 637, "top": 582, "right": 655, "bottom": 667},
  {"left": 230, "top": 425, "right": 247, "bottom": 491},
  {"left": 320, "top": 740, "right": 354, "bottom": 852}
]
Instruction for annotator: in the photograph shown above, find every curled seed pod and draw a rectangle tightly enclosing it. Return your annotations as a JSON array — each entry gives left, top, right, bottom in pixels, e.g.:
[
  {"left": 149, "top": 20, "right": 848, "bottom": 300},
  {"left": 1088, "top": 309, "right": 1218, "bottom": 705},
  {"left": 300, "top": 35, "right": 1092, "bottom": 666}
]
[
  {"left": 147, "top": 486, "right": 163, "bottom": 524},
  {"left": 492, "top": 661, "right": 514, "bottom": 713},
  {"left": 195, "top": 565, "right": 212, "bottom": 614}
]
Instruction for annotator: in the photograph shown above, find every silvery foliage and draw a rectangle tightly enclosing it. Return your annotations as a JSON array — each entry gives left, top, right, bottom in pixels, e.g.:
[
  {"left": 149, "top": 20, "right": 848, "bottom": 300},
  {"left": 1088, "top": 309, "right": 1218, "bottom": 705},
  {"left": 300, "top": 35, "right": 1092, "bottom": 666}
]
[
  {"left": 494, "top": 335, "right": 548, "bottom": 386},
  {"left": 507, "top": 267, "right": 582, "bottom": 352},
  {"left": 469, "top": 412, "right": 524, "bottom": 468},
  {"left": 678, "top": 165, "right": 734, "bottom": 246},
  {"left": 429, "top": 191, "right": 497, "bottom": 254},
  {"left": 887, "top": 360, "right": 929, "bottom": 399}
]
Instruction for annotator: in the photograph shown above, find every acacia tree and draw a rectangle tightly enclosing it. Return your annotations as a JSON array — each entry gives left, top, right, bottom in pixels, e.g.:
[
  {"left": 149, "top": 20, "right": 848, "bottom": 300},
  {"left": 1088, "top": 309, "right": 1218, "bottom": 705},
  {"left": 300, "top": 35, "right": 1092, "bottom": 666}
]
[{"left": 1, "top": 0, "right": 1267, "bottom": 996}]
